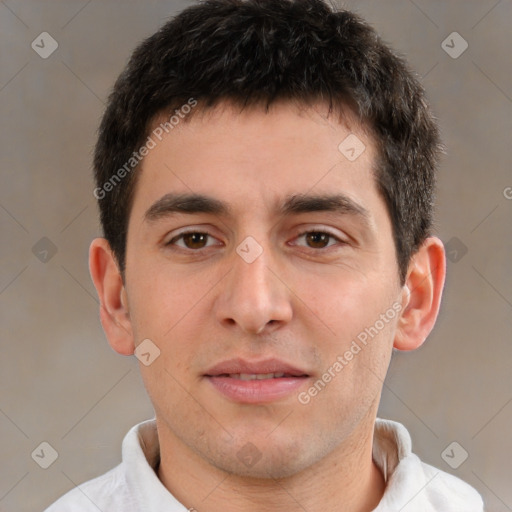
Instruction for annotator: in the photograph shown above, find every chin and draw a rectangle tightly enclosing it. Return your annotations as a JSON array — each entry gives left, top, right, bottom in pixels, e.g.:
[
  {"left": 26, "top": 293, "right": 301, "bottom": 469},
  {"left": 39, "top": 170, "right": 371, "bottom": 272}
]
[
  {"left": 217, "top": 456, "right": 310, "bottom": 480},
  {"left": 206, "top": 438, "right": 321, "bottom": 480}
]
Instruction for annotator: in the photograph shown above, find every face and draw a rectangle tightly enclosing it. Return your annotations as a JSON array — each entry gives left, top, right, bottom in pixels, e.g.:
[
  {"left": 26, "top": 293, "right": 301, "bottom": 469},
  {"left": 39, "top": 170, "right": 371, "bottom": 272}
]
[{"left": 122, "top": 100, "right": 405, "bottom": 478}]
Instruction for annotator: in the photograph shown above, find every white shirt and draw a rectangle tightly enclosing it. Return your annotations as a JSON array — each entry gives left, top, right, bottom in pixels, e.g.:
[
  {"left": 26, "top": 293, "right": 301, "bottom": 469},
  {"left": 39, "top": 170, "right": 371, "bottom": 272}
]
[{"left": 45, "top": 418, "right": 484, "bottom": 511}]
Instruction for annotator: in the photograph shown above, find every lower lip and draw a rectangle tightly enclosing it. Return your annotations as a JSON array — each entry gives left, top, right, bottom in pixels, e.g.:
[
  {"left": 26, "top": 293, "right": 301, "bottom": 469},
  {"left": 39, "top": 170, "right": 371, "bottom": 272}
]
[{"left": 205, "top": 376, "right": 309, "bottom": 403}]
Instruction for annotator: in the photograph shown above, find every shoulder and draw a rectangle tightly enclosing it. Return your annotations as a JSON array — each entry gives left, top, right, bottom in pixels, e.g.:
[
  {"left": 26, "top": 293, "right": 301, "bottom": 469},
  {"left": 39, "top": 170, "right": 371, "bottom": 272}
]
[
  {"left": 44, "top": 463, "right": 131, "bottom": 512},
  {"left": 417, "top": 458, "right": 485, "bottom": 512},
  {"left": 44, "top": 419, "right": 164, "bottom": 512},
  {"left": 380, "top": 450, "right": 485, "bottom": 511},
  {"left": 374, "top": 418, "right": 484, "bottom": 511}
]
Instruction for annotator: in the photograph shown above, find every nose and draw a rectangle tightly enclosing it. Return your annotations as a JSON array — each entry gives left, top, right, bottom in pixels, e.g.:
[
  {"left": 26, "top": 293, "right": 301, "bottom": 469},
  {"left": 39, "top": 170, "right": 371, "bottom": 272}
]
[{"left": 214, "top": 245, "right": 293, "bottom": 335}]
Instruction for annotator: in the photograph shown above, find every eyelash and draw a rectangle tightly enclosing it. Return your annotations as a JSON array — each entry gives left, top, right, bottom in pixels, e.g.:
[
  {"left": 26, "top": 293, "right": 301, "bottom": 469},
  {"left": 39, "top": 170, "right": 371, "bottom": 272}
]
[{"left": 166, "top": 229, "right": 345, "bottom": 251}]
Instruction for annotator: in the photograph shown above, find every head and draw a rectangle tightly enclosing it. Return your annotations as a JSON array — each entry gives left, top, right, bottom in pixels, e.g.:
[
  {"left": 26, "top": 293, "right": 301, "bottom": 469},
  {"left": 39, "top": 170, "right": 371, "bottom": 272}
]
[{"left": 90, "top": 0, "right": 445, "bottom": 480}]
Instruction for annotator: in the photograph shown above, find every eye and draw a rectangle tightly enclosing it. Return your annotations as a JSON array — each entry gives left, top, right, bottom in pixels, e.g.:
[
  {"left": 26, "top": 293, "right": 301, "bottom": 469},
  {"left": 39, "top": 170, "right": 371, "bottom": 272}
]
[
  {"left": 166, "top": 229, "right": 344, "bottom": 251},
  {"left": 294, "top": 230, "right": 343, "bottom": 249},
  {"left": 167, "top": 231, "right": 221, "bottom": 250}
]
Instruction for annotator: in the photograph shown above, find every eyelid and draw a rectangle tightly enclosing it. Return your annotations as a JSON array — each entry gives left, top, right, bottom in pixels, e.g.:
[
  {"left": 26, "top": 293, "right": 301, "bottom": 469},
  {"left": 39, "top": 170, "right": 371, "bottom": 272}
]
[{"left": 296, "top": 227, "right": 342, "bottom": 238}]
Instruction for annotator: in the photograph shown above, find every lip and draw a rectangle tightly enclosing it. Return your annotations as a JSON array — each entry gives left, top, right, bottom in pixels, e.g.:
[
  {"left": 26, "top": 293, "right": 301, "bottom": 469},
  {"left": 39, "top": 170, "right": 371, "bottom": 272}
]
[
  {"left": 204, "top": 358, "right": 311, "bottom": 404},
  {"left": 205, "top": 357, "right": 309, "bottom": 377}
]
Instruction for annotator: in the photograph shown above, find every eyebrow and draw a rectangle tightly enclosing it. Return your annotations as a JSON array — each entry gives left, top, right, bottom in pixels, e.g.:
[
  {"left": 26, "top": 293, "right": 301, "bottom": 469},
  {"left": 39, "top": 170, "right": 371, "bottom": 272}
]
[{"left": 144, "top": 192, "right": 370, "bottom": 225}]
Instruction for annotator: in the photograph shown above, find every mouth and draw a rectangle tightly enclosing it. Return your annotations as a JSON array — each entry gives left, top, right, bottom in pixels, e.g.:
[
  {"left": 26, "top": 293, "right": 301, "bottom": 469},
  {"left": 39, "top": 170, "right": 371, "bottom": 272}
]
[
  {"left": 214, "top": 372, "right": 308, "bottom": 380},
  {"left": 204, "top": 358, "right": 311, "bottom": 403}
]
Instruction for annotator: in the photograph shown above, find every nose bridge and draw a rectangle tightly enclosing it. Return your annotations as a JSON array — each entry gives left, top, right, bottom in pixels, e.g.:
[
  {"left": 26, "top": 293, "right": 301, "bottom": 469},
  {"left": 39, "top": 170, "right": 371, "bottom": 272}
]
[
  {"left": 238, "top": 246, "right": 275, "bottom": 298},
  {"left": 216, "top": 240, "right": 292, "bottom": 333}
]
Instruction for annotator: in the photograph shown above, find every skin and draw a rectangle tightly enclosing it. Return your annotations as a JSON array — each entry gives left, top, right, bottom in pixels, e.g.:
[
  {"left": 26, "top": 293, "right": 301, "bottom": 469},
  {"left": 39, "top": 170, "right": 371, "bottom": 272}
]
[{"left": 90, "top": 99, "right": 445, "bottom": 512}]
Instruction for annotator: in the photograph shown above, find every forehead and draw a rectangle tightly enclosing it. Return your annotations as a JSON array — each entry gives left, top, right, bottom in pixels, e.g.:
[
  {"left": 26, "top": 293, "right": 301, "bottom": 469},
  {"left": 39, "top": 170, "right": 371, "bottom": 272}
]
[{"left": 131, "top": 99, "right": 381, "bottom": 220}]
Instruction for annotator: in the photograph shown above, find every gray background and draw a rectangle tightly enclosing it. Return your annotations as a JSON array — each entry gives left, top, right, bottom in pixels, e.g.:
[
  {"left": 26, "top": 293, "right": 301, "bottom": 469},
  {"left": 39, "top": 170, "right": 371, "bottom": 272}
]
[{"left": 0, "top": 1, "right": 511, "bottom": 511}]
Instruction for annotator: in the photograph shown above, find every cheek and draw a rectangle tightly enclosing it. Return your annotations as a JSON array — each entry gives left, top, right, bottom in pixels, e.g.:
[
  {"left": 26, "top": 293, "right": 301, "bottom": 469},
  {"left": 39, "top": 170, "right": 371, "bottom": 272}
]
[
  {"left": 298, "top": 326, "right": 394, "bottom": 434},
  {"left": 127, "top": 276, "right": 214, "bottom": 396},
  {"left": 295, "top": 271, "right": 385, "bottom": 337},
  {"left": 295, "top": 273, "right": 398, "bottom": 396},
  {"left": 127, "top": 263, "right": 213, "bottom": 341}
]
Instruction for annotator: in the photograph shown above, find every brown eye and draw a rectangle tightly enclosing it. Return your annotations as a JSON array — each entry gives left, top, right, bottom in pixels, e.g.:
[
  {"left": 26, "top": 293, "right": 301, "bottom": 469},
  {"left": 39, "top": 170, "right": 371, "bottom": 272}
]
[
  {"left": 167, "top": 231, "right": 218, "bottom": 250},
  {"left": 292, "top": 230, "right": 345, "bottom": 251},
  {"left": 181, "top": 232, "right": 209, "bottom": 249},
  {"left": 305, "top": 232, "right": 332, "bottom": 249}
]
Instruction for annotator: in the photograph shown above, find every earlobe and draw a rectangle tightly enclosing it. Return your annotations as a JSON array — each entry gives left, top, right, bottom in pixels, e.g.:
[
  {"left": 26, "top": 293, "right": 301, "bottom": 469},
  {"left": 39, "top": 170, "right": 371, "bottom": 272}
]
[
  {"left": 89, "top": 238, "right": 135, "bottom": 356},
  {"left": 394, "top": 237, "right": 446, "bottom": 351}
]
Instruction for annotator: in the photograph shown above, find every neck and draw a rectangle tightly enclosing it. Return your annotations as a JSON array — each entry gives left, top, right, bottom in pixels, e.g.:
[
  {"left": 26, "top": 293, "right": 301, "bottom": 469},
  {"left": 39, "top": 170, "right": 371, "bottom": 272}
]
[{"left": 156, "top": 415, "right": 386, "bottom": 512}]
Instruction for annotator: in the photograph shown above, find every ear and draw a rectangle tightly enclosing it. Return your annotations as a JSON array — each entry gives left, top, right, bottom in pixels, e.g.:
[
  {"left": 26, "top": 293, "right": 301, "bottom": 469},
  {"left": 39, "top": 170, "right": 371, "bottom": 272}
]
[
  {"left": 394, "top": 236, "right": 446, "bottom": 351},
  {"left": 89, "top": 238, "right": 135, "bottom": 356}
]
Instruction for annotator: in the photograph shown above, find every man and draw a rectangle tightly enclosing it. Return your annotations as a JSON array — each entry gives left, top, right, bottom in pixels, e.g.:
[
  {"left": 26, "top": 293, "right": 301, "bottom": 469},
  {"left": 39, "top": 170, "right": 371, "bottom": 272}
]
[{"left": 46, "top": 0, "right": 484, "bottom": 510}]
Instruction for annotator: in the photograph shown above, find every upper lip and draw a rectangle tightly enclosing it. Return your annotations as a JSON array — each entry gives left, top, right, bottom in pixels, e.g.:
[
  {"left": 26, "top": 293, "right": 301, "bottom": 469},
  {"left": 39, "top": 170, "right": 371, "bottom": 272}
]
[{"left": 204, "top": 358, "right": 310, "bottom": 377}]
